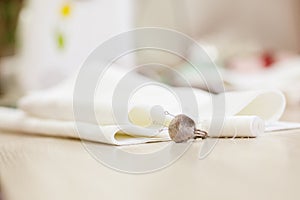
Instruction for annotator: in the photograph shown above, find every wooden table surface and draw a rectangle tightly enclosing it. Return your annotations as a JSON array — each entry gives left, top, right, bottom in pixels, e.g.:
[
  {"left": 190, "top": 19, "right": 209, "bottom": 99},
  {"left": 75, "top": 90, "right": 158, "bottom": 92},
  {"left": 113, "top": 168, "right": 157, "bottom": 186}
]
[{"left": 0, "top": 107, "right": 299, "bottom": 200}]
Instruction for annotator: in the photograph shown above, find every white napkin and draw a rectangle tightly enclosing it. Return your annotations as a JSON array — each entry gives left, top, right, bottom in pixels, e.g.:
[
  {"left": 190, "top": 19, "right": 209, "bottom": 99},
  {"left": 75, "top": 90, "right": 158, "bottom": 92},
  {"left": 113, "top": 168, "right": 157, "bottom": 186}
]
[
  {"left": 222, "top": 57, "right": 300, "bottom": 105},
  {"left": 0, "top": 65, "right": 289, "bottom": 145}
]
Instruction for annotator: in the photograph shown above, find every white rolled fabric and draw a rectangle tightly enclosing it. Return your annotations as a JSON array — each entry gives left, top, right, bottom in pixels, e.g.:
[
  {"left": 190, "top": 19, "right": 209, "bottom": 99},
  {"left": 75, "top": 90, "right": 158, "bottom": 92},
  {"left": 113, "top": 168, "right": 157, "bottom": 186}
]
[{"left": 199, "top": 116, "right": 265, "bottom": 138}]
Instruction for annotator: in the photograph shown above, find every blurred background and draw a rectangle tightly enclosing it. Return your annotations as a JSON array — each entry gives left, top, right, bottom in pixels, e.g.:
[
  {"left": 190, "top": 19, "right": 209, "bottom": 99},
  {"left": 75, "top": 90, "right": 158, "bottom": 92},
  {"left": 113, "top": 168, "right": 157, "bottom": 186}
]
[{"left": 0, "top": 0, "right": 300, "bottom": 106}]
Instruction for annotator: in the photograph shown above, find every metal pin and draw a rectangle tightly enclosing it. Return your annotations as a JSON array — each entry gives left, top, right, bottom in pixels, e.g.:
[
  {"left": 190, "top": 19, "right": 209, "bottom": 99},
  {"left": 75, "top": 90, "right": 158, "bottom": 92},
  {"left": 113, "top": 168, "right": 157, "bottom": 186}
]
[
  {"left": 168, "top": 114, "right": 208, "bottom": 143},
  {"left": 194, "top": 129, "right": 208, "bottom": 139}
]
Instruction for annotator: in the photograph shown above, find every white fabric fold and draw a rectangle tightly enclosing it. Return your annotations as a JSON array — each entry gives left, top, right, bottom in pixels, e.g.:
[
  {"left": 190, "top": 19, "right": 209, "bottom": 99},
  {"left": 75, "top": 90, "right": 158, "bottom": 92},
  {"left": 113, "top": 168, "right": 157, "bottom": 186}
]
[
  {"left": 222, "top": 58, "right": 300, "bottom": 105},
  {"left": 0, "top": 65, "right": 289, "bottom": 145},
  {"left": 0, "top": 107, "right": 170, "bottom": 145},
  {"left": 199, "top": 116, "right": 265, "bottom": 137}
]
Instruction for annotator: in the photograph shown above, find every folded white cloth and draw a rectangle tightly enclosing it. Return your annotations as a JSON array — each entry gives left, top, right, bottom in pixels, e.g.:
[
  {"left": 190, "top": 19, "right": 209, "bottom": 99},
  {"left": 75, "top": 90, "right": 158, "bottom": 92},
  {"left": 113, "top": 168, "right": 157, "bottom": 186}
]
[
  {"left": 222, "top": 57, "right": 300, "bottom": 106},
  {"left": 0, "top": 65, "right": 290, "bottom": 145},
  {"left": 0, "top": 107, "right": 171, "bottom": 145}
]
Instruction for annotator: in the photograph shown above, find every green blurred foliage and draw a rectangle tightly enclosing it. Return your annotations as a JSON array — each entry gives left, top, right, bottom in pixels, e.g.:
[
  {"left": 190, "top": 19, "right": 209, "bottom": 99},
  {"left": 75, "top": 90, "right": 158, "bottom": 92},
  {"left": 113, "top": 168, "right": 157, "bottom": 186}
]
[{"left": 0, "top": 0, "right": 23, "bottom": 57}]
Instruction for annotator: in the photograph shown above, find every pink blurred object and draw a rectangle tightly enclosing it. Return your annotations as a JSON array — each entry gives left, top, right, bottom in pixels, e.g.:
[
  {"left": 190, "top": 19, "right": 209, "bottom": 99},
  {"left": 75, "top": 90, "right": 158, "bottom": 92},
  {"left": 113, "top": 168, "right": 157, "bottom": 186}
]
[{"left": 226, "top": 51, "right": 298, "bottom": 73}]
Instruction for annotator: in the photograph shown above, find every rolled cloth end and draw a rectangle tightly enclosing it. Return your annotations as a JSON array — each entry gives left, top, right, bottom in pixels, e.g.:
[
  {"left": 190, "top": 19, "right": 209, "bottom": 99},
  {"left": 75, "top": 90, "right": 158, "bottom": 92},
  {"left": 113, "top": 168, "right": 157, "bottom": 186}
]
[{"left": 199, "top": 116, "right": 265, "bottom": 138}]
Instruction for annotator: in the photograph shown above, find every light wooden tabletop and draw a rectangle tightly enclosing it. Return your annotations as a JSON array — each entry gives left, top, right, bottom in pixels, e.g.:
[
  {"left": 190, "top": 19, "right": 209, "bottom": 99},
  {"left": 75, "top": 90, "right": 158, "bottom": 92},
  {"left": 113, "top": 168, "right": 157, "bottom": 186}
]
[{"left": 0, "top": 107, "right": 299, "bottom": 200}]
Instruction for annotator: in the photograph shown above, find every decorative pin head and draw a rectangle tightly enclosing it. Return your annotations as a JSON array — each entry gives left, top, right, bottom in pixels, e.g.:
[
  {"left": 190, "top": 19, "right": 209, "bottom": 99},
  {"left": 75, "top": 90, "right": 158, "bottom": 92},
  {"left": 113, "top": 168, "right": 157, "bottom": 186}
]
[
  {"left": 168, "top": 114, "right": 208, "bottom": 143},
  {"left": 168, "top": 114, "right": 196, "bottom": 142}
]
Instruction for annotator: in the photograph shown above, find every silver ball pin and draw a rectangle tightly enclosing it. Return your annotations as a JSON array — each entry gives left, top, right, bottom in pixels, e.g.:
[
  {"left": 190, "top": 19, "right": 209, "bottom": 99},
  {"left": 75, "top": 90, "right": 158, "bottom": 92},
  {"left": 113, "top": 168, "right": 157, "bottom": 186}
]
[{"left": 168, "top": 114, "right": 208, "bottom": 143}]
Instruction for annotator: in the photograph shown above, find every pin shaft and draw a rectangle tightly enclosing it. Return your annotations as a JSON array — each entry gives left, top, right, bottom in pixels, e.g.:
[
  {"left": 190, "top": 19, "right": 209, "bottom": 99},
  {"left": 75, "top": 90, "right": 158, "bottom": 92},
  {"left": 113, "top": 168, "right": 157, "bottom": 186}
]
[{"left": 194, "top": 129, "right": 208, "bottom": 139}]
